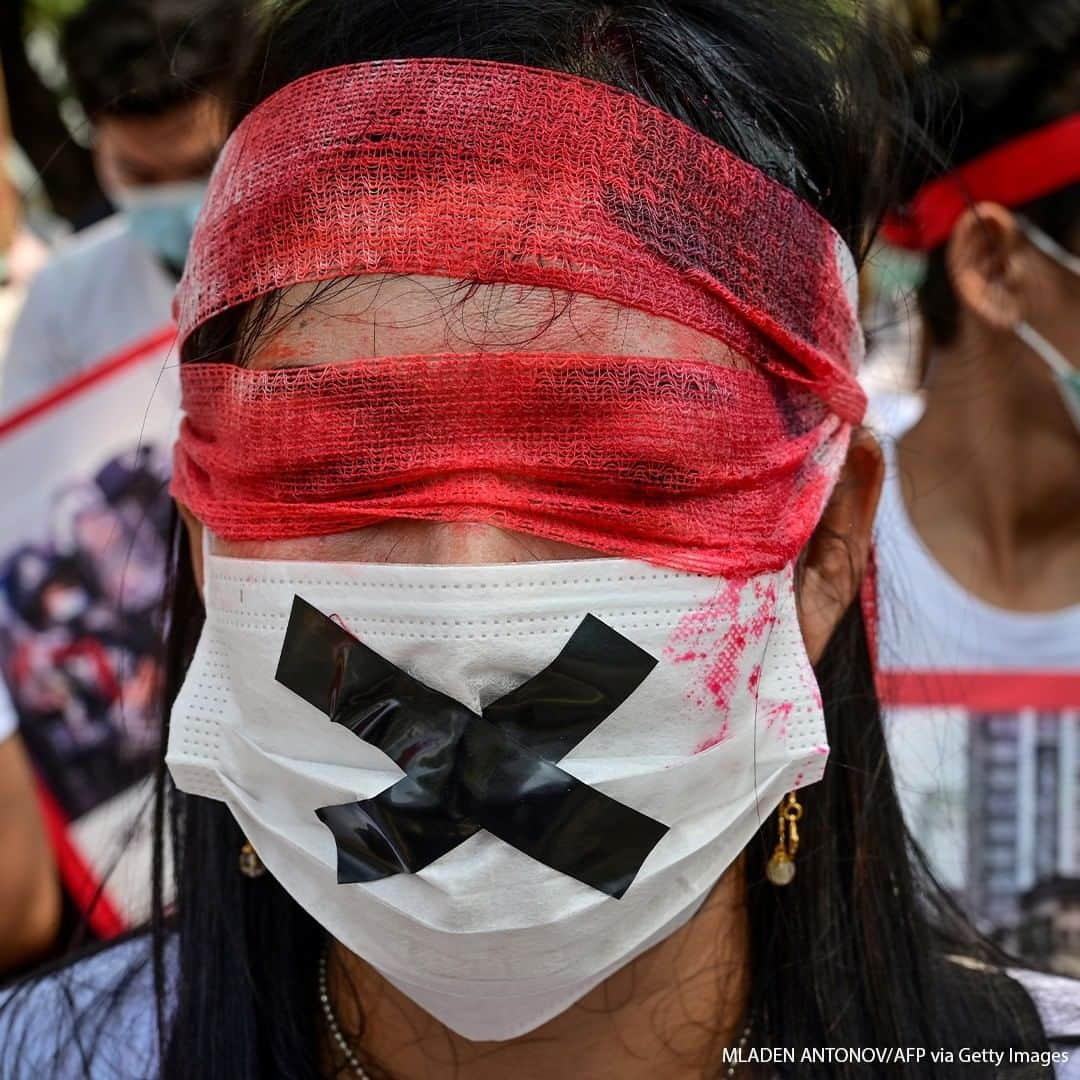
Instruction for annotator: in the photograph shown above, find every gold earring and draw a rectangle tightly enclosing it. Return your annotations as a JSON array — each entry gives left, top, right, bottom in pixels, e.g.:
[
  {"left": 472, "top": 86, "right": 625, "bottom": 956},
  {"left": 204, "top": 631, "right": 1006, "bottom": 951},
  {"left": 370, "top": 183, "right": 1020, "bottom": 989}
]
[
  {"left": 766, "top": 792, "right": 803, "bottom": 886},
  {"left": 239, "top": 839, "right": 266, "bottom": 879}
]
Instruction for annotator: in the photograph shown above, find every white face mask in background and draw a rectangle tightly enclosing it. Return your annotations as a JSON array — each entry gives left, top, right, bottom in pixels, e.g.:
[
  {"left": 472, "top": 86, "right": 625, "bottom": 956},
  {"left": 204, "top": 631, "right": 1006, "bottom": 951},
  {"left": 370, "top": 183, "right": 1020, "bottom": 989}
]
[
  {"left": 1014, "top": 219, "right": 1080, "bottom": 433},
  {"left": 167, "top": 546, "right": 828, "bottom": 1041}
]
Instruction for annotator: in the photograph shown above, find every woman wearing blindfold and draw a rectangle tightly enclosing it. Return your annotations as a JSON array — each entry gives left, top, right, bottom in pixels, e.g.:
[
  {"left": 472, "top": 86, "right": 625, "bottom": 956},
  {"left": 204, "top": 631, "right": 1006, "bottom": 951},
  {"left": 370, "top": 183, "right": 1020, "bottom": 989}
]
[{"left": 2, "top": 1, "right": 1077, "bottom": 1077}]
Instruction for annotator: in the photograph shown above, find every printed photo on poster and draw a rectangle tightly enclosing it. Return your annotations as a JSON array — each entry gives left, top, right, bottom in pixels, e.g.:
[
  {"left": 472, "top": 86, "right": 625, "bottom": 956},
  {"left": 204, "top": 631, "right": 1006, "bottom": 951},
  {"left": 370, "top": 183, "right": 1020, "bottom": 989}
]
[{"left": 0, "top": 327, "right": 178, "bottom": 929}]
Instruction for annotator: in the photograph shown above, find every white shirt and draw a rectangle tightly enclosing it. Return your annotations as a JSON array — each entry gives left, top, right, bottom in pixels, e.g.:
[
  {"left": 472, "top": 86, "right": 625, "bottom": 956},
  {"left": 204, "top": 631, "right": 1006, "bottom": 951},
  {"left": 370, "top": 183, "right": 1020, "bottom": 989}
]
[
  {"left": 1, "top": 215, "right": 175, "bottom": 414},
  {"left": 873, "top": 416, "right": 1080, "bottom": 946},
  {"left": 875, "top": 436, "right": 1080, "bottom": 673}
]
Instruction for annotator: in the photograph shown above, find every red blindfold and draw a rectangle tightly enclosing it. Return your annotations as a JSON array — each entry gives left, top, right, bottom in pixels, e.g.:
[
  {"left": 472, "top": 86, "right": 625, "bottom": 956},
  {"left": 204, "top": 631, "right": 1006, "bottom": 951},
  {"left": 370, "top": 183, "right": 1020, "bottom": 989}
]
[{"left": 172, "top": 60, "right": 864, "bottom": 576}]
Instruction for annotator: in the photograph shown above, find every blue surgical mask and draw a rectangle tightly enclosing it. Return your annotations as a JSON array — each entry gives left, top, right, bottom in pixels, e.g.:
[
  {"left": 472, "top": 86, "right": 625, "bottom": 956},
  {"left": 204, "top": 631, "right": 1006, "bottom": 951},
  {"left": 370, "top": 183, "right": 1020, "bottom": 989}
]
[
  {"left": 1014, "top": 219, "right": 1080, "bottom": 434},
  {"left": 111, "top": 180, "right": 207, "bottom": 271}
]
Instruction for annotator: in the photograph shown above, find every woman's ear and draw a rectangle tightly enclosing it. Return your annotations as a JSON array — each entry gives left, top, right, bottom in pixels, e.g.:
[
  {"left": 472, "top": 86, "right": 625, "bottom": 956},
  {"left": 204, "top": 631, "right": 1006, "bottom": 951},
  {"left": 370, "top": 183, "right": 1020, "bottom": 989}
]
[
  {"left": 946, "top": 202, "right": 1027, "bottom": 332},
  {"left": 178, "top": 503, "right": 206, "bottom": 599},
  {"left": 797, "top": 428, "right": 883, "bottom": 663}
]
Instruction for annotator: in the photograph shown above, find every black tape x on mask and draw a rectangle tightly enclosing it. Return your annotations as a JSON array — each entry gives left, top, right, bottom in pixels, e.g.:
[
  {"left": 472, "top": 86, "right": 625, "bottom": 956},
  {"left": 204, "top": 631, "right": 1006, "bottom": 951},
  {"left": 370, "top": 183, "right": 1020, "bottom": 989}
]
[{"left": 167, "top": 545, "right": 829, "bottom": 1040}]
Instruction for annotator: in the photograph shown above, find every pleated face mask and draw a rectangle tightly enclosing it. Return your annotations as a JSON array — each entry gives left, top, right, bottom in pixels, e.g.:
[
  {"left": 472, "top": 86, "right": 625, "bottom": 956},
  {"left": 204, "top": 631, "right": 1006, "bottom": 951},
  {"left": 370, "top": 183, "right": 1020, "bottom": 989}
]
[{"left": 166, "top": 59, "right": 864, "bottom": 1040}]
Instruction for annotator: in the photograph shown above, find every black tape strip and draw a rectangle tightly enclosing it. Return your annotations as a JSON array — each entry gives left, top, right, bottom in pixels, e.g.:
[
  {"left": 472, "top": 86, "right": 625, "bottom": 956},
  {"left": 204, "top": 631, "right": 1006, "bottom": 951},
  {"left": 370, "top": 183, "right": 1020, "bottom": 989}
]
[
  {"left": 459, "top": 715, "right": 668, "bottom": 898},
  {"left": 276, "top": 596, "right": 667, "bottom": 898},
  {"left": 483, "top": 613, "right": 658, "bottom": 761}
]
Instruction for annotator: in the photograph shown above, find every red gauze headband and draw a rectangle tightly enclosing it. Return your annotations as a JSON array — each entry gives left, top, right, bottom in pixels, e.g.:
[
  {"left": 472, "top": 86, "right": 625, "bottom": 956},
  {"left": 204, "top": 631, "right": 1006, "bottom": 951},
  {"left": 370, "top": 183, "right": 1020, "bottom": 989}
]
[
  {"left": 172, "top": 59, "right": 863, "bottom": 577},
  {"left": 883, "top": 113, "right": 1080, "bottom": 251}
]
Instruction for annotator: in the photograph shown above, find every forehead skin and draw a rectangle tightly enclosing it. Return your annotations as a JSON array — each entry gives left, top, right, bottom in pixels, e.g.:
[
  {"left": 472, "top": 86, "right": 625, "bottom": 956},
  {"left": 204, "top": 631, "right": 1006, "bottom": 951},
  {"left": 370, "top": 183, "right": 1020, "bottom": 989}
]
[{"left": 247, "top": 275, "right": 748, "bottom": 371}]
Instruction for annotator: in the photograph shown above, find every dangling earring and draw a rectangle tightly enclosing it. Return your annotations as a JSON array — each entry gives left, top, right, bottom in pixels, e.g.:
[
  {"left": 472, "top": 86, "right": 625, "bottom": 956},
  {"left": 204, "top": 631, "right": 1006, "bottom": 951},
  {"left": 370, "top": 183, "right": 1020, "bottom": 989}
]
[
  {"left": 766, "top": 792, "right": 803, "bottom": 886},
  {"left": 239, "top": 839, "right": 266, "bottom": 879}
]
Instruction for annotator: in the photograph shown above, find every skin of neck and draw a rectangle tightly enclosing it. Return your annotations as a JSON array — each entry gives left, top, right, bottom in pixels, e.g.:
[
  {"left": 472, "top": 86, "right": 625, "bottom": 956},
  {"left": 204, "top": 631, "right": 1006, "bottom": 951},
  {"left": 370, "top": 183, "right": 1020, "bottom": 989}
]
[
  {"left": 323, "top": 858, "right": 750, "bottom": 1080},
  {"left": 898, "top": 319, "right": 1080, "bottom": 610}
]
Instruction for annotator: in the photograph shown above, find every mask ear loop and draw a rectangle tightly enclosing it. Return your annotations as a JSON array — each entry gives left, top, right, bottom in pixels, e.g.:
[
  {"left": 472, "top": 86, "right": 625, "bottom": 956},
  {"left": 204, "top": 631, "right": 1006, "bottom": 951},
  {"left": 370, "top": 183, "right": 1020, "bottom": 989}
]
[
  {"left": 1010, "top": 217, "right": 1080, "bottom": 430},
  {"left": 1014, "top": 321, "right": 1080, "bottom": 432},
  {"left": 1014, "top": 320, "right": 1073, "bottom": 380},
  {"left": 200, "top": 524, "right": 217, "bottom": 609},
  {"left": 1015, "top": 216, "right": 1080, "bottom": 277}
]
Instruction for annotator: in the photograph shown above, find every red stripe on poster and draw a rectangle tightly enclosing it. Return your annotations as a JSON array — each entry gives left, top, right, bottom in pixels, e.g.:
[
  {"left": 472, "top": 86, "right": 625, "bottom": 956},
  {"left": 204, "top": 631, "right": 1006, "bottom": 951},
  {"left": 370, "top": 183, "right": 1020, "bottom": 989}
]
[
  {"left": 879, "top": 670, "right": 1080, "bottom": 711},
  {"left": 0, "top": 325, "right": 176, "bottom": 439},
  {"left": 34, "top": 779, "right": 127, "bottom": 940}
]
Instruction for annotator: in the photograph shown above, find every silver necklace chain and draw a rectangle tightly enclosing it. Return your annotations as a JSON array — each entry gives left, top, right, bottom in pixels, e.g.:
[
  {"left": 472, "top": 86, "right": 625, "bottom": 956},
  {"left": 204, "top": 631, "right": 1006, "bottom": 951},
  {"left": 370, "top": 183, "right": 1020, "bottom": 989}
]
[
  {"left": 319, "top": 944, "right": 753, "bottom": 1079},
  {"left": 319, "top": 946, "right": 372, "bottom": 1080},
  {"left": 726, "top": 1017, "right": 754, "bottom": 1078}
]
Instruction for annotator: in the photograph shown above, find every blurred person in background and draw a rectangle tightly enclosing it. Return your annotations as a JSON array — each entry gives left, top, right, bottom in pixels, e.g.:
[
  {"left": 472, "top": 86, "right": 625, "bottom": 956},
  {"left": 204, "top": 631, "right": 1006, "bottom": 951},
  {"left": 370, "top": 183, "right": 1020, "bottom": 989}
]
[
  {"left": 0, "top": 0, "right": 247, "bottom": 974},
  {"left": 873, "top": 0, "right": 1080, "bottom": 967},
  {"left": 0, "top": 0, "right": 248, "bottom": 414},
  {"left": 0, "top": 50, "right": 63, "bottom": 985}
]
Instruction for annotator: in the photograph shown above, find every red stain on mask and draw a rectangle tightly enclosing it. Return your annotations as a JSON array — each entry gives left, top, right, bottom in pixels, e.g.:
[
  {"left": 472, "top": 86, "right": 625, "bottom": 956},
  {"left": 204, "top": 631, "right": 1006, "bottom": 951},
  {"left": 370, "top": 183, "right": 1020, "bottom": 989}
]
[
  {"left": 693, "top": 730, "right": 730, "bottom": 754},
  {"left": 765, "top": 700, "right": 793, "bottom": 740},
  {"left": 665, "top": 578, "right": 779, "bottom": 751}
]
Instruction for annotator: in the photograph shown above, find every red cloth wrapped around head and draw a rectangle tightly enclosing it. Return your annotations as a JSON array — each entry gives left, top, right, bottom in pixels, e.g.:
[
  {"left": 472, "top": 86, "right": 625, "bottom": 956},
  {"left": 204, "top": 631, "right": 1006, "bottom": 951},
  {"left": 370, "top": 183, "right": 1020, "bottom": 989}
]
[{"left": 172, "top": 59, "right": 865, "bottom": 576}]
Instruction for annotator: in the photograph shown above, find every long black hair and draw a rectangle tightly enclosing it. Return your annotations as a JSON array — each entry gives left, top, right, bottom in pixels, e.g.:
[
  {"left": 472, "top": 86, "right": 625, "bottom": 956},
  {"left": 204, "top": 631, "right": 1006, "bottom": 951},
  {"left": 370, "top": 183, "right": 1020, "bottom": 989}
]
[{"left": 0, "top": 2, "right": 1052, "bottom": 1077}]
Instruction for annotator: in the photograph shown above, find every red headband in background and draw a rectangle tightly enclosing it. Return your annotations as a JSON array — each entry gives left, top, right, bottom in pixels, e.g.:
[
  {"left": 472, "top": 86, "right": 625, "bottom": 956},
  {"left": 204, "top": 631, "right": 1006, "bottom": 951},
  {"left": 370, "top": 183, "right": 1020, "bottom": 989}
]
[
  {"left": 882, "top": 113, "right": 1080, "bottom": 251},
  {"left": 172, "top": 60, "right": 864, "bottom": 575}
]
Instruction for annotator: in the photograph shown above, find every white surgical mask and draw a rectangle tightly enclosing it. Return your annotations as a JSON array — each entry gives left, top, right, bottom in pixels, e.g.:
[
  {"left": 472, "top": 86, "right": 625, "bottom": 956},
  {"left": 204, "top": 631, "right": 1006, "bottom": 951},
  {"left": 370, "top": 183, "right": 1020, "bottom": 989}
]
[
  {"left": 109, "top": 180, "right": 207, "bottom": 271},
  {"left": 167, "top": 545, "right": 828, "bottom": 1041},
  {"left": 1015, "top": 218, "right": 1080, "bottom": 432}
]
